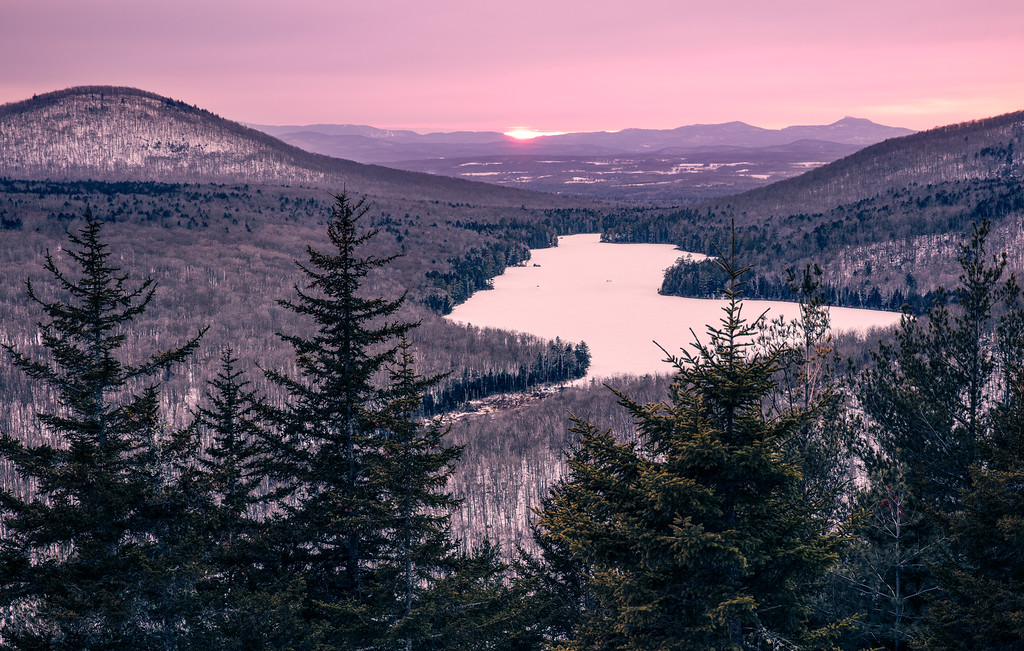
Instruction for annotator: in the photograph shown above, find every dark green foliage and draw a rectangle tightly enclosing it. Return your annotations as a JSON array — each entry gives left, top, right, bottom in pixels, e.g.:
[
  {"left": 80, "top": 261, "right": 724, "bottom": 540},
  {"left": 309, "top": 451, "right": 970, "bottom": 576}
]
[
  {"left": 365, "top": 337, "right": 465, "bottom": 648},
  {"left": 845, "top": 221, "right": 1024, "bottom": 649},
  {"left": 0, "top": 210, "right": 204, "bottom": 648},
  {"left": 407, "top": 540, "right": 526, "bottom": 650},
  {"left": 860, "top": 221, "right": 1010, "bottom": 511},
  {"left": 422, "top": 338, "right": 591, "bottom": 414},
  {"left": 262, "top": 193, "right": 498, "bottom": 648},
  {"left": 661, "top": 257, "right": 938, "bottom": 313},
  {"left": 424, "top": 240, "right": 532, "bottom": 312},
  {"left": 920, "top": 362, "right": 1024, "bottom": 649},
  {"left": 195, "top": 349, "right": 273, "bottom": 532},
  {"left": 262, "top": 192, "right": 415, "bottom": 644},
  {"left": 532, "top": 243, "right": 849, "bottom": 649},
  {"left": 915, "top": 260, "right": 1024, "bottom": 650},
  {"left": 191, "top": 349, "right": 306, "bottom": 649}
]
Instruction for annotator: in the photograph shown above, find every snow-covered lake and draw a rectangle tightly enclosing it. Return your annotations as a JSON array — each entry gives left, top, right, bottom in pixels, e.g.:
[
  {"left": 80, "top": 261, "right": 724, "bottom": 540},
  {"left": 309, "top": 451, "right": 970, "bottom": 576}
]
[{"left": 446, "top": 234, "right": 903, "bottom": 380}]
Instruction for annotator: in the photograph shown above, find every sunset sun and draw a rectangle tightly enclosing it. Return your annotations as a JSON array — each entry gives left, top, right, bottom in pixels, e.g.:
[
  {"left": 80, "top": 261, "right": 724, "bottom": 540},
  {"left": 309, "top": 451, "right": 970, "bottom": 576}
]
[{"left": 503, "top": 127, "right": 567, "bottom": 140}]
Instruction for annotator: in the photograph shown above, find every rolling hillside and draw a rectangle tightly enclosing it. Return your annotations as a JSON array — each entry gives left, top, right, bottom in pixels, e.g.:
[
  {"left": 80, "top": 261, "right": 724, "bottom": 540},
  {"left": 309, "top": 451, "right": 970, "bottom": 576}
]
[
  {"left": 0, "top": 87, "right": 647, "bottom": 439},
  {"left": 606, "top": 110, "right": 1024, "bottom": 311},
  {"left": 0, "top": 86, "right": 584, "bottom": 208}
]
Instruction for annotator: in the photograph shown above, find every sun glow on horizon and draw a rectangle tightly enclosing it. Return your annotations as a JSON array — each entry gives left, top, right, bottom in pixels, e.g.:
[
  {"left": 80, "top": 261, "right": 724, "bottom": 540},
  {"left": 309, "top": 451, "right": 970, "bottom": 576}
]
[{"left": 504, "top": 127, "right": 568, "bottom": 140}]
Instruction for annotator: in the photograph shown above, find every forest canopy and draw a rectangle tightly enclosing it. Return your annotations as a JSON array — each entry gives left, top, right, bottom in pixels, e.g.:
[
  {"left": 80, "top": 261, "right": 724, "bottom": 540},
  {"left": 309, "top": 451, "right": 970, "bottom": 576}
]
[{"left": 1, "top": 196, "right": 1023, "bottom": 649}]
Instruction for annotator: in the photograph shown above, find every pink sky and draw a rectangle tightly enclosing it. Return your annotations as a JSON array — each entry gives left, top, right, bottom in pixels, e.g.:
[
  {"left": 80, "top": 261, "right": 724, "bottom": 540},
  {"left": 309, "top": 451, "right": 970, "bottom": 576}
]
[{"left": 2, "top": 0, "right": 1022, "bottom": 133}]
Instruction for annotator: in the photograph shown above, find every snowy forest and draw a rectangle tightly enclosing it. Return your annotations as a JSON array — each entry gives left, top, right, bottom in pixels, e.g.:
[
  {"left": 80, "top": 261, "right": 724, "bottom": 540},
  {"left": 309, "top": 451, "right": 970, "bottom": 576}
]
[{"left": 2, "top": 192, "right": 1023, "bottom": 650}]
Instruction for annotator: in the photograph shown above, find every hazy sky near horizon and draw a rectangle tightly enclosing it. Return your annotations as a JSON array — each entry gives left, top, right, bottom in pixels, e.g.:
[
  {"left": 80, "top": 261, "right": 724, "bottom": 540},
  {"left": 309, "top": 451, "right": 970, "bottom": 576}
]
[{"left": 2, "top": 0, "right": 1022, "bottom": 133}]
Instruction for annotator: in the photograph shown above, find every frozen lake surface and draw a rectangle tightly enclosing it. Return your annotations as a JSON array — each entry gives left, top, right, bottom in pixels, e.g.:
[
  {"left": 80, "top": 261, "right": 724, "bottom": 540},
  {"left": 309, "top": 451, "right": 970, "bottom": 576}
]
[{"left": 447, "top": 234, "right": 903, "bottom": 380}]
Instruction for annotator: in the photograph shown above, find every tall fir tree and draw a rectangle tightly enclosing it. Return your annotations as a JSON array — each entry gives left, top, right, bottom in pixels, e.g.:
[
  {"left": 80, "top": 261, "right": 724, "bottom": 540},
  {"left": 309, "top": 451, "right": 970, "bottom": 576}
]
[
  {"left": 919, "top": 357, "right": 1024, "bottom": 649},
  {"left": 916, "top": 272, "right": 1024, "bottom": 649},
  {"left": 192, "top": 349, "right": 305, "bottom": 649},
  {"left": 860, "top": 221, "right": 1007, "bottom": 514},
  {"left": 532, "top": 241, "right": 850, "bottom": 650},
  {"left": 368, "top": 337, "right": 522, "bottom": 650},
  {"left": 851, "top": 220, "right": 1018, "bottom": 648},
  {"left": 370, "top": 337, "right": 463, "bottom": 649},
  {"left": 264, "top": 192, "right": 491, "bottom": 648},
  {"left": 0, "top": 211, "right": 204, "bottom": 649}
]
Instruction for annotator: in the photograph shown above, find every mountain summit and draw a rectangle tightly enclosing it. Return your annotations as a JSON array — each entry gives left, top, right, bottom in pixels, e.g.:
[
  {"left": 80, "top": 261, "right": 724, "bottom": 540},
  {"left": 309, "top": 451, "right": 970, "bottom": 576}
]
[{"left": 0, "top": 86, "right": 579, "bottom": 207}]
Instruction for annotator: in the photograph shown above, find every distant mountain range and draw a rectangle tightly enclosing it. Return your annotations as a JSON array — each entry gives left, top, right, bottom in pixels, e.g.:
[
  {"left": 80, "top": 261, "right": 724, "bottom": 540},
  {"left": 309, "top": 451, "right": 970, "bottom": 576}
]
[
  {"left": 608, "top": 108, "right": 1024, "bottom": 312},
  {"left": 0, "top": 86, "right": 918, "bottom": 206},
  {"left": 249, "top": 118, "right": 914, "bottom": 203},
  {"left": 251, "top": 117, "right": 914, "bottom": 161}
]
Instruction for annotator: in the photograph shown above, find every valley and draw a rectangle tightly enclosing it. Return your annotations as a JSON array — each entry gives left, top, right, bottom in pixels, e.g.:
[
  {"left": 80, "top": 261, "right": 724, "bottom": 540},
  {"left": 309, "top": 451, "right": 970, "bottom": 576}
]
[
  {"left": 447, "top": 233, "right": 902, "bottom": 380},
  {"left": 253, "top": 117, "right": 913, "bottom": 204},
  {"left": 2, "top": 85, "right": 1024, "bottom": 648}
]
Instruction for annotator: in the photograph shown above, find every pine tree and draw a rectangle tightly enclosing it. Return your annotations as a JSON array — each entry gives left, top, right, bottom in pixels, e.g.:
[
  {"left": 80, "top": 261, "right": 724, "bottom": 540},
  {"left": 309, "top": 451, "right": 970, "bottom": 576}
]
[
  {"left": 852, "top": 220, "right": 1017, "bottom": 647},
  {"left": 265, "top": 192, "right": 464, "bottom": 647},
  {"left": 196, "top": 350, "right": 270, "bottom": 541},
  {"left": 861, "top": 221, "right": 1007, "bottom": 513},
  {"left": 533, "top": 242, "right": 849, "bottom": 649},
  {"left": 192, "top": 349, "right": 305, "bottom": 649},
  {"left": 414, "top": 540, "right": 523, "bottom": 650},
  {"left": 370, "top": 337, "right": 465, "bottom": 649},
  {"left": 920, "top": 364, "right": 1024, "bottom": 649},
  {"left": 917, "top": 274, "right": 1024, "bottom": 649},
  {"left": 0, "top": 211, "right": 204, "bottom": 648}
]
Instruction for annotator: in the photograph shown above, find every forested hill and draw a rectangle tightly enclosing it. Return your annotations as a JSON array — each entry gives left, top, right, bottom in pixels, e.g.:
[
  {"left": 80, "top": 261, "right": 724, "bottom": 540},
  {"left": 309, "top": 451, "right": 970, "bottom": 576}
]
[
  {"left": 700, "top": 109, "right": 1024, "bottom": 218},
  {"left": 0, "top": 86, "right": 583, "bottom": 208},
  {"left": 606, "top": 110, "right": 1024, "bottom": 312},
  {"left": 0, "top": 88, "right": 659, "bottom": 444}
]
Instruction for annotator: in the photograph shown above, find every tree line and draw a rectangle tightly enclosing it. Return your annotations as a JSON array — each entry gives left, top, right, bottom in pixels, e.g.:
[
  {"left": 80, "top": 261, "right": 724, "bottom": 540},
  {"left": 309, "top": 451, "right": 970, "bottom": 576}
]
[
  {"left": 422, "top": 338, "right": 590, "bottom": 415},
  {"left": 0, "top": 196, "right": 516, "bottom": 649},
  {"left": 605, "top": 174, "right": 1024, "bottom": 316},
  {"left": 3, "top": 194, "right": 1023, "bottom": 649},
  {"left": 660, "top": 256, "right": 942, "bottom": 314}
]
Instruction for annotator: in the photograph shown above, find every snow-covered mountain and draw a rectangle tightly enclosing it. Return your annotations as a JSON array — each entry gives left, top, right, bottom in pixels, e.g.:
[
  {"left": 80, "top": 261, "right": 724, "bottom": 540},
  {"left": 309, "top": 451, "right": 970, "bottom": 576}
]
[{"left": 0, "top": 86, "right": 580, "bottom": 207}]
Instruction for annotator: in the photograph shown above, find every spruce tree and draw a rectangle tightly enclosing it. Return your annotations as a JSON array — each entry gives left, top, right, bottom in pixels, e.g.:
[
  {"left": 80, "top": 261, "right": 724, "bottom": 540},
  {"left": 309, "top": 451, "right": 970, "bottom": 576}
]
[
  {"left": 852, "top": 220, "right": 1017, "bottom": 647},
  {"left": 265, "top": 192, "right": 485, "bottom": 647},
  {"left": 370, "top": 337, "right": 463, "bottom": 649},
  {"left": 0, "top": 211, "right": 204, "bottom": 649},
  {"left": 533, "top": 243, "right": 849, "bottom": 649},
  {"left": 370, "top": 341, "right": 521, "bottom": 649},
  {"left": 920, "top": 358, "right": 1024, "bottom": 649},
  {"left": 916, "top": 273, "right": 1024, "bottom": 649},
  {"left": 192, "top": 349, "right": 304, "bottom": 649}
]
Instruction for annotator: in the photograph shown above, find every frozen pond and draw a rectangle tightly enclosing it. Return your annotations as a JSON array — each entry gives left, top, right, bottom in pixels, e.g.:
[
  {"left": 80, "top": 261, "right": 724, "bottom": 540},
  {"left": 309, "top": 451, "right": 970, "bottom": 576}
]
[{"left": 446, "top": 234, "right": 903, "bottom": 380}]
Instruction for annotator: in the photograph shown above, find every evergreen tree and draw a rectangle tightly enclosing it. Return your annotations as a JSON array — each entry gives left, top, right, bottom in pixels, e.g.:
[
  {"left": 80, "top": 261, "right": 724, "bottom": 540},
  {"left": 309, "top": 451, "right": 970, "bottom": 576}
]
[
  {"left": 371, "top": 337, "right": 464, "bottom": 649},
  {"left": 852, "top": 220, "right": 1018, "bottom": 648},
  {"left": 919, "top": 364, "right": 1024, "bottom": 649},
  {"left": 414, "top": 540, "right": 524, "bottom": 650},
  {"left": 917, "top": 276, "right": 1024, "bottom": 649},
  {"left": 0, "top": 211, "right": 204, "bottom": 649},
  {"left": 264, "top": 192, "right": 498, "bottom": 648},
  {"left": 192, "top": 349, "right": 304, "bottom": 649},
  {"left": 533, "top": 242, "right": 849, "bottom": 649},
  {"left": 263, "top": 192, "right": 411, "bottom": 645},
  {"left": 861, "top": 221, "right": 1007, "bottom": 513}
]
